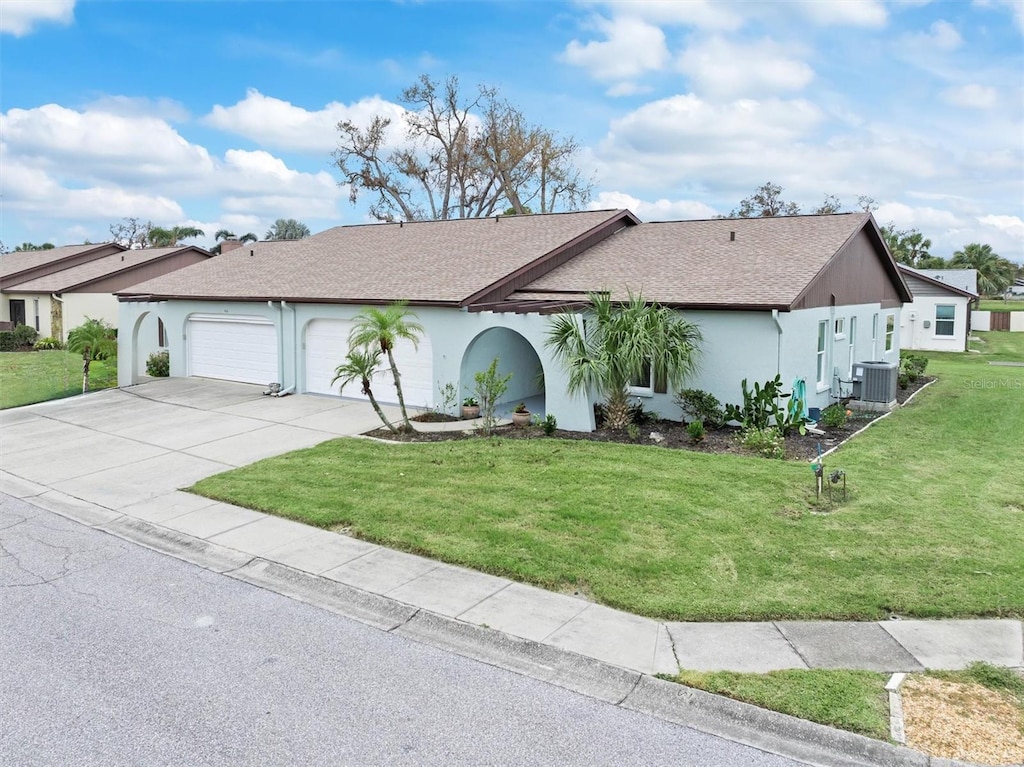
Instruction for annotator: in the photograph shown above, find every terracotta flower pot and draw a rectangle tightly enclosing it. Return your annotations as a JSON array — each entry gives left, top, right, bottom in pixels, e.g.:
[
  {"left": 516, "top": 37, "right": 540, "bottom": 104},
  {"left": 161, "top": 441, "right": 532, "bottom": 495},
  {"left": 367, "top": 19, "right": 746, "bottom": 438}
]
[
  {"left": 461, "top": 405, "right": 480, "bottom": 420},
  {"left": 512, "top": 411, "right": 531, "bottom": 428}
]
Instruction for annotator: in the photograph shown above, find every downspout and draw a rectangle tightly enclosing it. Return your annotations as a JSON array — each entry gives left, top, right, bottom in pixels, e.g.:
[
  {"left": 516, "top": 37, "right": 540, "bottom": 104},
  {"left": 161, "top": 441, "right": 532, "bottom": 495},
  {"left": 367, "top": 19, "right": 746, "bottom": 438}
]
[
  {"left": 267, "top": 300, "right": 287, "bottom": 394},
  {"left": 274, "top": 300, "right": 297, "bottom": 396},
  {"left": 771, "top": 309, "right": 783, "bottom": 377}
]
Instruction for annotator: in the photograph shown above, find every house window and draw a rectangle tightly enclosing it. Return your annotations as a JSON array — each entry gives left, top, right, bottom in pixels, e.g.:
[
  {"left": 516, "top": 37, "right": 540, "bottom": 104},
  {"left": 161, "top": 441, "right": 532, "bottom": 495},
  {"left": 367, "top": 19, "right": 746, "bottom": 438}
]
[
  {"left": 33, "top": 299, "right": 40, "bottom": 331},
  {"left": 816, "top": 320, "right": 828, "bottom": 386},
  {"left": 157, "top": 318, "right": 167, "bottom": 347},
  {"left": 885, "top": 315, "right": 895, "bottom": 352},
  {"left": 848, "top": 316, "right": 857, "bottom": 376},
  {"left": 834, "top": 317, "right": 845, "bottom": 338},
  {"left": 935, "top": 305, "right": 955, "bottom": 336},
  {"left": 628, "top": 362, "right": 653, "bottom": 397}
]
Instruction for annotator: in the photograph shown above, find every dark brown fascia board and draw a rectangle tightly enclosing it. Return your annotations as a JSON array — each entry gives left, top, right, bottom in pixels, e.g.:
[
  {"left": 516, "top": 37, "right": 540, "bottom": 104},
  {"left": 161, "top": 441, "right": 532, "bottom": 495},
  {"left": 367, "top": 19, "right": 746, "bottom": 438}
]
[
  {"left": 117, "top": 294, "right": 462, "bottom": 307},
  {"left": 10, "top": 246, "right": 213, "bottom": 295},
  {"left": 897, "top": 265, "right": 978, "bottom": 299},
  {"left": 1, "top": 243, "right": 127, "bottom": 287},
  {"left": 788, "top": 214, "right": 913, "bottom": 310},
  {"left": 459, "top": 209, "right": 642, "bottom": 308},
  {"left": 466, "top": 299, "right": 590, "bottom": 315}
]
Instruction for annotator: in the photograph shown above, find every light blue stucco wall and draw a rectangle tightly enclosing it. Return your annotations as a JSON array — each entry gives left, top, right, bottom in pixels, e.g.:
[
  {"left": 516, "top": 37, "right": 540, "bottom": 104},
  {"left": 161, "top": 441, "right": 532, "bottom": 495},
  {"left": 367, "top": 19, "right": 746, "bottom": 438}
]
[{"left": 118, "top": 299, "right": 902, "bottom": 432}]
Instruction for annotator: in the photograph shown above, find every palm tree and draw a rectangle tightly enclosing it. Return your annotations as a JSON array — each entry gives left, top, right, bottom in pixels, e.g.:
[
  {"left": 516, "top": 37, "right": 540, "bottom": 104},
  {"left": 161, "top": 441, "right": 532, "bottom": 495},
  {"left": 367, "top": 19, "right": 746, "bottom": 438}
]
[
  {"left": 211, "top": 230, "right": 257, "bottom": 254},
  {"left": 546, "top": 291, "right": 702, "bottom": 429},
  {"left": 348, "top": 303, "right": 424, "bottom": 432},
  {"left": 66, "top": 318, "right": 117, "bottom": 393},
  {"left": 149, "top": 225, "right": 205, "bottom": 247},
  {"left": 949, "top": 243, "right": 1016, "bottom": 296},
  {"left": 331, "top": 348, "right": 397, "bottom": 434},
  {"left": 265, "top": 218, "right": 311, "bottom": 240}
]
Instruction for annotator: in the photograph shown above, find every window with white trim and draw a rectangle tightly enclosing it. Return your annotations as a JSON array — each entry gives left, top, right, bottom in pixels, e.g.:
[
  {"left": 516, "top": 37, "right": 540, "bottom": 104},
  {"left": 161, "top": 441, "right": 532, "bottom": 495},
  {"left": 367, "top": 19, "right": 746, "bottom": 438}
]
[
  {"left": 834, "top": 317, "right": 845, "bottom": 338},
  {"left": 885, "top": 314, "right": 895, "bottom": 352},
  {"left": 816, "top": 320, "right": 828, "bottom": 385},
  {"left": 627, "top": 363, "right": 653, "bottom": 396},
  {"left": 935, "top": 305, "right": 955, "bottom": 336}
]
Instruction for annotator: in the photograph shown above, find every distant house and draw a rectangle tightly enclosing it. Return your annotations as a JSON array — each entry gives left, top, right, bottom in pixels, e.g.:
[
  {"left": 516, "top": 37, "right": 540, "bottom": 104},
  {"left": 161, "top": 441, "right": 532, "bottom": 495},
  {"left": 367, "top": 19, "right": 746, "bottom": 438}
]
[
  {"left": 898, "top": 266, "right": 978, "bottom": 352},
  {"left": 116, "top": 210, "right": 911, "bottom": 431},
  {"left": 1006, "top": 279, "right": 1024, "bottom": 299},
  {"left": 0, "top": 243, "right": 213, "bottom": 342}
]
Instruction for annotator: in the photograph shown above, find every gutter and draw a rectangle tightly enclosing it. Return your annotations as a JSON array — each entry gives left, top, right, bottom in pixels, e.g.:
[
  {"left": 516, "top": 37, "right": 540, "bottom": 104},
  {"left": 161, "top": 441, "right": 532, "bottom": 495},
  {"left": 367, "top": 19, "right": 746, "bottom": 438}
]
[{"left": 276, "top": 300, "right": 297, "bottom": 397}]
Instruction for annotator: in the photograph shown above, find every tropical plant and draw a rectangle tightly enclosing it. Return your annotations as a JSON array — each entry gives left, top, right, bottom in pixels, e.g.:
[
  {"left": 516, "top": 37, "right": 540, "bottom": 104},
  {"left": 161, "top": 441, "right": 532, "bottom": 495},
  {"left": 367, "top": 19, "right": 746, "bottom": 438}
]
[
  {"left": 687, "top": 418, "right": 706, "bottom": 443},
  {"left": 331, "top": 347, "right": 397, "bottom": 434},
  {"left": 880, "top": 224, "right": 932, "bottom": 267},
  {"left": 724, "top": 375, "right": 805, "bottom": 435},
  {"left": 33, "top": 336, "right": 63, "bottom": 350},
  {"left": 348, "top": 302, "right": 424, "bottom": 432},
  {"left": 949, "top": 243, "right": 1016, "bottom": 296},
  {"left": 148, "top": 225, "right": 205, "bottom": 247},
  {"left": 211, "top": 230, "right": 258, "bottom": 254},
  {"left": 546, "top": 291, "right": 702, "bottom": 430},
  {"left": 66, "top": 318, "right": 117, "bottom": 393},
  {"left": 265, "top": 218, "right": 311, "bottom": 240}
]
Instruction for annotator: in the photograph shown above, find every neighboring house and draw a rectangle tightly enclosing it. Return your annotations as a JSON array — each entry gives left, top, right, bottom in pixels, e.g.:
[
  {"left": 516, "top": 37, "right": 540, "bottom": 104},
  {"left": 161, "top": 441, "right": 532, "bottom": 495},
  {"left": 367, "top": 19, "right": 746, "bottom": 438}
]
[
  {"left": 0, "top": 244, "right": 213, "bottom": 342},
  {"left": 898, "top": 266, "right": 978, "bottom": 352},
  {"left": 1006, "top": 279, "right": 1024, "bottom": 299},
  {"left": 116, "top": 210, "right": 911, "bottom": 432}
]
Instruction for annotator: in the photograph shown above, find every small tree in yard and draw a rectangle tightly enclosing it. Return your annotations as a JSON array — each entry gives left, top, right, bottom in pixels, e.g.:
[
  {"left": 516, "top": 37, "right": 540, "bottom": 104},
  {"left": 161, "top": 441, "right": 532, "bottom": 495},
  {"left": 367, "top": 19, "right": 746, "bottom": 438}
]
[
  {"left": 331, "top": 348, "right": 397, "bottom": 434},
  {"left": 66, "top": 318, "right": 116, "bottom": 393},
  {"left": 348, "top": 302, "right": 424, "bottom": 433},
  {"left": 546, "top": 291, "right": 702, "bottom": 430},
  {"left": 473, "top": 357, "right": 512, "bottom": 435}
]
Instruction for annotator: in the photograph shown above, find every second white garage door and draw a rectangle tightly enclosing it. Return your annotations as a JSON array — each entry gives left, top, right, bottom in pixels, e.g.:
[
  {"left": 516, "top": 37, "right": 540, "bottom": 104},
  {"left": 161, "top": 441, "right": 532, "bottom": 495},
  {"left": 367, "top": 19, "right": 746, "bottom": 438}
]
[
  {"left": 188, "top": 315, "right": 278, "bottom": 385},
  {"left": 305, "top": 318, "right": 434, "bottom": 407}
]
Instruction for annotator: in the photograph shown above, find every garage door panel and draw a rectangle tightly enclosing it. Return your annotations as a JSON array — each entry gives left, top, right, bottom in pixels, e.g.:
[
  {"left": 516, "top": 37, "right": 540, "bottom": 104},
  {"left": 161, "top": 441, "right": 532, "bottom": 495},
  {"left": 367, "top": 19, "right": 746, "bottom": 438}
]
[
  {"left": 305, "top": 319, "right": 433, "bottom": 406},
  {"left": 189, "top": 318, "right": 278, "bottom": 385}
]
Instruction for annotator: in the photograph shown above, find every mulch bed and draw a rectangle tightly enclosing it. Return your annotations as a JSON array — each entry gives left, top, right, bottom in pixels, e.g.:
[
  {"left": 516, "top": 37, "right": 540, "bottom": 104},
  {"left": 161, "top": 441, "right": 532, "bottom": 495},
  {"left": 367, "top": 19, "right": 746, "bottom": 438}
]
[{"left": 368, "top": 377, "right": 934, "bottom": 462}]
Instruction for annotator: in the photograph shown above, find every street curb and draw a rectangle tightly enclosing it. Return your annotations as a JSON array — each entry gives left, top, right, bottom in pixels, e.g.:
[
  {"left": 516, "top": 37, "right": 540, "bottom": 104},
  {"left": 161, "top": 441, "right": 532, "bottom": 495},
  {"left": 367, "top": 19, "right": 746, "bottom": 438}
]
[{"left": 12, "top": 491, "right": 986, "bottom": 767}]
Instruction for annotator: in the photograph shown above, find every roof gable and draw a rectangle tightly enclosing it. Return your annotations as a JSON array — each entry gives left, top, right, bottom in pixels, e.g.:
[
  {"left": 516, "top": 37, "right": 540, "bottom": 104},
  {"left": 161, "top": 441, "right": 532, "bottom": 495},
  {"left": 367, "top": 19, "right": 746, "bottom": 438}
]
[
  {"left": 1, "top": 243, "right": 125, "bottom": 286},
  {"left": 898, "top": 265, "right": 978, "bottom": 299}
]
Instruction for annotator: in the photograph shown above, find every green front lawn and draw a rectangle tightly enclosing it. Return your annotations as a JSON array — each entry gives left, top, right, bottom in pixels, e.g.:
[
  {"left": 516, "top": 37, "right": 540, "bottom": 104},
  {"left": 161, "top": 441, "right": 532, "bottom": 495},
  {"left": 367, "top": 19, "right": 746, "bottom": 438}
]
[
  {"left": 0, "top": 350, "right": 118, "bottom": 409},
  {"left": 977, "top": 300, "right": 1024, "bottom": 312},
  {"left": 671, "top": 669, "right": 890, "bottom": 740},
  {"left": 191, "top": 332, "right": 1024, "bottom": 621}
]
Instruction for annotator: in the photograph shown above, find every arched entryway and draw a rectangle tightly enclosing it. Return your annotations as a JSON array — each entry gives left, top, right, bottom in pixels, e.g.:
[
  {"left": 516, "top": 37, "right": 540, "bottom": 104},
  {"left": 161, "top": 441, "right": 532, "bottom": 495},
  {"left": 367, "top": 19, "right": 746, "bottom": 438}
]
[
  {"left": 460, "top": 327, "right": 546, "bottom": 416},
  {"left": 128, "top": 309, "right": 169, "bottom": 384}
]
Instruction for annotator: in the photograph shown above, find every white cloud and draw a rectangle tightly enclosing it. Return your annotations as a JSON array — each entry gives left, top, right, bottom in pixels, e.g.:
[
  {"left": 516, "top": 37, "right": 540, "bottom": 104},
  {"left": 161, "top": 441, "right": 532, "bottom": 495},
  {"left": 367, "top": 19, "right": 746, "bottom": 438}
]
[
  {"left": 875, "top": 202, "right": 1024, "bottom": 263},
  {"left": 677, "top": 36, "right": 814, "bottom": 99},
  {"left": 561, "top": 15, "right": 670, "bottom": 88},
  {"left": 793, "top": 0, "right": 888, "bottom": 27},
  {"left": 82, "top": 95, "right": 190, "bottom": 122},
  {"left": 597, "top": 1, "right": 744, "bottom": 30},
  {"left": 979, "top": 214, "right": 1024, "bottom": 243},
  {"left": 203, "top": 88, "right": 408, "bottom": 154},
  {"left": 589, "top": 191, "right": 718, "bottom": 220},
  {"left": 942, "top": 83, "right": 998, "bottom": 109},
  {"left": 0, "top": 0, "right": 74, "bottom": 36},
  {"left": 973, "top": 0, "right": 1024, "bottom": 34},
  {"left": 903, "top": 19, "right": 963, "bottom": 53}
]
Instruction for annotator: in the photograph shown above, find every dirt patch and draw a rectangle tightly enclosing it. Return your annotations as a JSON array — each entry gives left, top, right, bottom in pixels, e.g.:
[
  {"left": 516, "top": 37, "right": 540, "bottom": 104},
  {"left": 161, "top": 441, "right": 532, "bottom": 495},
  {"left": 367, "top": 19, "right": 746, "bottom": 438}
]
[{"left": 901, "top": 675, "right": 1024, "bottom": 765}]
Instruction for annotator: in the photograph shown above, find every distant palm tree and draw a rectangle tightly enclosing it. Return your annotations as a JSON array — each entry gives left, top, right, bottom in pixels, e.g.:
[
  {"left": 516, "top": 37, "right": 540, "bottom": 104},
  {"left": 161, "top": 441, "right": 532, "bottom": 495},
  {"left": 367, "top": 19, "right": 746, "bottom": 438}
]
[
  {"left": 211, "top": 230, "right": 257, "bottom": 254},
  {"left": 949, "top": 243, "right": 1016, "bottom": 296},
  {"left": 348, "top": 303, "right": 424, "bottom": 432},
  {"left": 66, "top": 318, "right": 117, "bottom": 393},
  {"left": 149, "top": 226, "right": 205, "bottom": 247},
  {"left": 331, "top": 348, "right": 397, "bottom": 434},
  {"left": 546, "top": 291, "right": 702, "bottom": 429},
  {"left": 265, "top": 218, "right": 311, "bottom": 240}
]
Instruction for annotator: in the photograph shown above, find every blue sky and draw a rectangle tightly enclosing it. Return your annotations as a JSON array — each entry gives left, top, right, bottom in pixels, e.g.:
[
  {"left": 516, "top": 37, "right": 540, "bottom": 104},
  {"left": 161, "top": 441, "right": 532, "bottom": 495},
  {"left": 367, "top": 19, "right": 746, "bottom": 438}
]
[{"left": 2, "top": 0, "right": 1022, "bottom": 263}]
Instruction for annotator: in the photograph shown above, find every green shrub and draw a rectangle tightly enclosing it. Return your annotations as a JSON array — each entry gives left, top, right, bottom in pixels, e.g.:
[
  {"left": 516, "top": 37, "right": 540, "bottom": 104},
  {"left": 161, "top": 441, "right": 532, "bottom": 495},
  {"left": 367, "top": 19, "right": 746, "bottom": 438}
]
[
  {"left": 12, "top": 323, "right": 38, "bottom": 347},
  {"left": 900, "top": 351, "right": 929, "bottom": 382},
  {"left": 820, "top": 403, "right": 847, "bottom": 428},
  {"left": 146, "top": 350, "right": 170, "bottom": 377},
  {"left": 898, "top": 371, "right": 910, "bottom": 390},
  {"left": 675, "top": 389, "right": 725, "bottom": 429},
  {"left": 541, "top": 413, "right": 558, "bottom": 436},
  {"left": 737, "top": 426, "right": 785, "bottom": 459},
  {"left": 0, "top": 331, "right": 15, "bottom": 351},
  {"left": 686, "top": 418, "right": 706, "bottom": 443},
  {"left": 33, "top": 336, "right": 63, "bottom": 350}
]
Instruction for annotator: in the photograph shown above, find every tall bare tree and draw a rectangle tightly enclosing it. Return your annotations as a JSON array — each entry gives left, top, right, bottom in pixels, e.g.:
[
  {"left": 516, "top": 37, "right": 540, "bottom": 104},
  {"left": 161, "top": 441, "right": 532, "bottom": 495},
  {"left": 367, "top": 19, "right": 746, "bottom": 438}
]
[
  {"left": 109, "top": 217, "right": 153, "bottom": 248},
  {"left": 333, "top": 74, "right": 592, "bottom": 222}
]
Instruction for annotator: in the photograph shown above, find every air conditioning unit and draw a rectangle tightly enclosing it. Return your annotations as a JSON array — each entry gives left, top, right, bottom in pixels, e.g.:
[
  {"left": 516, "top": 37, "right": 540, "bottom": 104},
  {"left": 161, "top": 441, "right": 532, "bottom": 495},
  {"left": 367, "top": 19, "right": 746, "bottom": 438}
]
[{"left": 851, "top": 361, "right": 898, "bottom": 404}]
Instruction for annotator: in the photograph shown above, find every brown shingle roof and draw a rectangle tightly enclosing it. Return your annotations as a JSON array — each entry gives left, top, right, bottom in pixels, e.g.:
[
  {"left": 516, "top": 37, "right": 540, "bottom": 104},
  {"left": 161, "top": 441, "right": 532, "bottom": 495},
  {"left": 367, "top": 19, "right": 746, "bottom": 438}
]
[
  {"left": 518, "top": 213, "right": 873, "bottom": 309},
  {"left": 118, "top": 210, "right": 628, "bottom": 303},
  {"left": 0, "top": 243, "right": 123, "bottom": 282},
  {"left": 6, "top": 247, "right": 211, "bottom": 293}
]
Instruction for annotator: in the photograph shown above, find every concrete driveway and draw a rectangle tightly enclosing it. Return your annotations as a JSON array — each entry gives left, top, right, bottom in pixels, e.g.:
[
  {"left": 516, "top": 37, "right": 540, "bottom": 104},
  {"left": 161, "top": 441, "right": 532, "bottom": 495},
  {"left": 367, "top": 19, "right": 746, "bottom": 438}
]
[{"left": 0, "top": 378, "right": 390, "bottom": 511}]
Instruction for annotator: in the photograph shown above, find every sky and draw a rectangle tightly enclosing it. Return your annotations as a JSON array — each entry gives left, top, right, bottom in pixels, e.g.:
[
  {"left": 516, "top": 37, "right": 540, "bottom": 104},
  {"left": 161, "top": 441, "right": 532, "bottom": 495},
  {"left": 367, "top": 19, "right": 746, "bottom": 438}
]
[{"left": 1, "top": 0, "right": 1022, "bottom": 263}]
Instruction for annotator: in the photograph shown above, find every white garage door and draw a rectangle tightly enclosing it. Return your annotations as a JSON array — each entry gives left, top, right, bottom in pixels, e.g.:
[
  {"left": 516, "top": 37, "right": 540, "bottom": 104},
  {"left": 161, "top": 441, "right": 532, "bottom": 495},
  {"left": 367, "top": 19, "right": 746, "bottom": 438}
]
[
  {"left": 188, "top": 315, "right": 278, "bottom": 385},
  {"left": 305, "top": 318, "right": 434, "bottom": 407}
]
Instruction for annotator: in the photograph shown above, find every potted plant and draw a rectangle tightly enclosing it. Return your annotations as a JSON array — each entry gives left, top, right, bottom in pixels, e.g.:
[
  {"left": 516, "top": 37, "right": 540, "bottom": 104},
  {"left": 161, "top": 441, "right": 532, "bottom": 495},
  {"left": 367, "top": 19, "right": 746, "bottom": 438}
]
[
  {"left": 512, "top": 402, "right": 531, "bottom": 428},
  {"left": 461, "top": 396, "right": 480, "bottom": 420}
]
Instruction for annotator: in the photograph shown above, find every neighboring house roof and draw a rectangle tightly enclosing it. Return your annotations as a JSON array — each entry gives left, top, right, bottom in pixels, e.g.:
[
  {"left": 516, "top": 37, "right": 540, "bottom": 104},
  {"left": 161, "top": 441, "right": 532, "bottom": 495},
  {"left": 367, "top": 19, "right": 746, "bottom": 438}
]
[
  {"left": 516, "top": 212, "right": 911, "bottom": 310},
  {"left": 903, "top": 266, "right": 978, "bottom": 295},
  {"left": 0, "top": 243, "right": 126, "bottom": 284},
  {"left": 4, "top": 246, "right": 213, "bottom": 294},
  {"left": 117, "top": 210, "right": 637, "bottom": 305},
  {"left": 898, "top": 265, "right": 978, "bottom": 299}
]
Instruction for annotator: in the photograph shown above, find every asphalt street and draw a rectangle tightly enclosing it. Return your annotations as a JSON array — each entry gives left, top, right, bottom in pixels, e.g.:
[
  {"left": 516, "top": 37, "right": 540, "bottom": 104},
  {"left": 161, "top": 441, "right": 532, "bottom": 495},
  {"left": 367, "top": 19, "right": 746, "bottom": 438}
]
[{"left": 0, "top": 494, "right": 801, "bottom": 767}]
